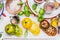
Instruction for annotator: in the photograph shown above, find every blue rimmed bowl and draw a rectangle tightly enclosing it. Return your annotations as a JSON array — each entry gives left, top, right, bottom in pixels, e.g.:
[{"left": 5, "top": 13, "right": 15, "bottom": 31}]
[{"left": 0, "top": 0, "right": 4, "bottom": 16}]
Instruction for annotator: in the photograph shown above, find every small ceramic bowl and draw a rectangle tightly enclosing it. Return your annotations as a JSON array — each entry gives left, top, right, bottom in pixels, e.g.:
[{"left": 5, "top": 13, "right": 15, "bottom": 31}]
[
  {"left": 5, "top": 0, "right": 22, "bottom": 14},
  {"left": 44, "top": 2, "right": 54, "bottom": 14},
  {"left": 34, "top": 0, "right": 44, "bottom": 4},
  {"left": 10, "top": 16, "right": 20, "bottom": 25}
]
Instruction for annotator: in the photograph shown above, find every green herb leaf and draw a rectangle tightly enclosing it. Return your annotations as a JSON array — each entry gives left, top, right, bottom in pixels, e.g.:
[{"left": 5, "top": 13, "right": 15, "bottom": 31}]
[
  {"left": 24, "top": 4, "right": 29, "bottom": 11},
  {"left": 38, "top": 17, "right": 44, "bottom": 22},
  {"left": 24, "top": 11, "right": 31, "bottom": 17},
  {"left": 24, "top": 4, "right": 31, "bottom": 17},
  {"left": 39, "top": 8, "right": 45, "bottom": 15},
  {"left": 32, "top": 4, "right": 37, "bottom": 10},
  {"left": 38, "top": 14, "right": 42, "bottom": 17},
  {"left": 18, "top": 11, "right": 24, "bottom": 16},
  {"left": 17, "top": 2, "right": 23, "bottom": 5},
  {"left": 38, "top": 14, "right": 44, "bottom": 22},
  {"left": 0, "top": 17, "right": 1, "bottom": 20},
  {"left": 38, "top": 8, "right": 45, "bottom": 22},
  {"left": 0, "top": 33, "right": 2, "bottom": 38},
  {"left": 24, "top": 29, "right": 28, "bottom": 37},
  {"left": 0, "top": 3, "right": 3, "bottom": 9}
]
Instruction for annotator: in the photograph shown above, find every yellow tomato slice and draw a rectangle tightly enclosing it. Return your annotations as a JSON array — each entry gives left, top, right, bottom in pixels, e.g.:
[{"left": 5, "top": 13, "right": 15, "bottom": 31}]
[
  {"left": 51, "top": 18, "right": 58, "bottom": 27},
  {"left": 29, "top": 22, "right": 40, "bottom": 36},
  {"left": 22, "top": 18, "right": 32, "bottom": 29}
]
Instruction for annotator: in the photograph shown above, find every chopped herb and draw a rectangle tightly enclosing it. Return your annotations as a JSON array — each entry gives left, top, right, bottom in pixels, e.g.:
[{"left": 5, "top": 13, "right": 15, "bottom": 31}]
[{"left": 24, "top": 29, "right": 28, "bottom": 37}]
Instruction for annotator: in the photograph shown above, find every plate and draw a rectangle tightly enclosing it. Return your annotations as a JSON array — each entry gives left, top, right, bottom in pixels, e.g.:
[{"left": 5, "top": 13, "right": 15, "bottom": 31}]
[{"left": 26, "top": 0, "right": 60, "bottom": 19}]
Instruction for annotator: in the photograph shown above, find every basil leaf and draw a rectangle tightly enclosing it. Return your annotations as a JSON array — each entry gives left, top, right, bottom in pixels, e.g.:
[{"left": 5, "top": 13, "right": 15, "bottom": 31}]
[
  {"left": 18, "top": 11, "right": 24, "bottom": 16},
  {"left": 24, "top": 29, "right": 28, "bottom": 37},
  {"left": 24, "top": 11, "right": 31, "bottom": 17},
  {"left": 24, "top": 4, "right": 29, "bottom": 11},
  {"left": 38, "top": 14, "right": 44, "bottom": 22},
  {"left": 32, "top": 4, "right": 37, "bottom": 10},
  {"left": 39, "top": 8, "right": 45, "bottom": 15},
  {"left": 17, "top": 2, "right": 23, "bottom": 5},
  {"left": 0, "top": 33, "right": 2, "bottom": 38},
  {"left": 0, "top": 3, "right": 3, "bottom": 9},
  {"left": 38, "top": 17, "right": 44, "bottom": 22}
]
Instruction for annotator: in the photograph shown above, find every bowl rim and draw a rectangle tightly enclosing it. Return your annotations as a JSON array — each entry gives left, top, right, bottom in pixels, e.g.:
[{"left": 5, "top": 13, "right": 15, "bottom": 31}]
[
  {"left": 26, "top": 0, "right": 58, "bottom": 19},
  {"left": 5, "top": 0, "right": 22, "bottom": 14},
  {"left": 34, "top": 0, "right": 44, "bottom": 4},
  {"left": 0, "top": 0, "right": 4, "bottom": 16}
]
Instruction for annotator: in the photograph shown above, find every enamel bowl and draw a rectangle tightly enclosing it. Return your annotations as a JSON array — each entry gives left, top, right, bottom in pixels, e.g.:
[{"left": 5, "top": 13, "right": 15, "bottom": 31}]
[
  {"left": 0, "top": 0, "right": 4, "bottom": 16},
  {"left": 5, "top": 0, "right": 22, "bottom": 14},
  {"left": 26, "top": 0, "right": 60, "bottom": 19}
]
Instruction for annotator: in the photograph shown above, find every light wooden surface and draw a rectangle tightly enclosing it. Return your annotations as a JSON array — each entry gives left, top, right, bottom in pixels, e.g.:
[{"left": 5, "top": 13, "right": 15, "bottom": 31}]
[{"left": 3, "top": 38, "right": 58, "bottom": 40}]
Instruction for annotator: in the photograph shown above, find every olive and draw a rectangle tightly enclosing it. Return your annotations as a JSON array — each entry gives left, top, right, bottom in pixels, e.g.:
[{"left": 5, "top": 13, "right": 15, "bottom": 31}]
[{"left": 11, "top": 16, "right": 20, "bottom": 25}]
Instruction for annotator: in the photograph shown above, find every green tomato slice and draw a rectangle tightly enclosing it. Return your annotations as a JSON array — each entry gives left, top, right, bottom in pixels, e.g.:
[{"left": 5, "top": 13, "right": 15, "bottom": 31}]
[
  {"left": 5, "top": 24, "right": 15, "bottom": 35},
  {"left": 14, "top": 25, "right": 23, "bottom": 37}
]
